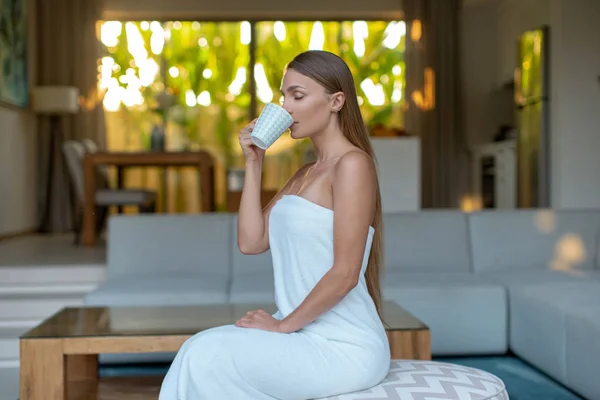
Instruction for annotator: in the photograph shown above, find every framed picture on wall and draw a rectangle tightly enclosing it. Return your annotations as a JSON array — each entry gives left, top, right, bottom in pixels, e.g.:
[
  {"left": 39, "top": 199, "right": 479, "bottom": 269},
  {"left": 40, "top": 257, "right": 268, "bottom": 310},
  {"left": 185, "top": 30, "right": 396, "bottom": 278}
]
[{"left": 0, "top": 0, "right": 28, "bottom": 108}]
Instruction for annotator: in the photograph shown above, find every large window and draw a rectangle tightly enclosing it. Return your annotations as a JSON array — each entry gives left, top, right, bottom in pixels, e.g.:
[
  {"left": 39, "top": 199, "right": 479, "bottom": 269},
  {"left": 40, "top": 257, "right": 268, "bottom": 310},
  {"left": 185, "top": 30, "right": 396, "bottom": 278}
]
[{"left": 98, "top": 20, "right": 406, "bottom": 211}]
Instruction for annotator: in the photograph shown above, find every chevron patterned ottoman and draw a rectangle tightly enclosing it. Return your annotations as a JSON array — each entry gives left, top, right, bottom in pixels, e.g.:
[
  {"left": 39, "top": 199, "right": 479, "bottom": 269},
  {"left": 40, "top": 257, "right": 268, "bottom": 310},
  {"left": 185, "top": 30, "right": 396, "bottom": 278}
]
[{"left": 323, "top": 360, "right": 509, "bottom": 400}]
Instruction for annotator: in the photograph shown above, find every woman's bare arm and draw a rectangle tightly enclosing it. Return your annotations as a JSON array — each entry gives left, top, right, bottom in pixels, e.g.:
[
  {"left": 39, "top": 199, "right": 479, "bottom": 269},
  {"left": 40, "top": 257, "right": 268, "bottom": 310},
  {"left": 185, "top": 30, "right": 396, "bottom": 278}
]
[
  {"left": 278, "top": 151, "right": 377, "bottom": 333},
  {"left": 237, "top": 162, "right": 312, "bottom": 255}
]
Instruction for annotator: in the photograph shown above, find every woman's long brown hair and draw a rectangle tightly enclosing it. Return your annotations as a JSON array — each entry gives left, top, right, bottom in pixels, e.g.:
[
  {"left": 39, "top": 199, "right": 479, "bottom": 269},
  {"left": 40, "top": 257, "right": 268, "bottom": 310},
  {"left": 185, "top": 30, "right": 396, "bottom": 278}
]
[{"left": 288, "top": 50, "right": 384, "bottom": 321}]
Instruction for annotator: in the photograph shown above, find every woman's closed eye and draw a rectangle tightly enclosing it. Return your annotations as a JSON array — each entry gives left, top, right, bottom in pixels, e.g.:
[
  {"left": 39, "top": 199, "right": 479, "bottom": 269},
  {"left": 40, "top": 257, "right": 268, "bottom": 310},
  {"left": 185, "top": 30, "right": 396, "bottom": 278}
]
[{"left": 281, "top": 95, "right": 304, "bottom": 107}]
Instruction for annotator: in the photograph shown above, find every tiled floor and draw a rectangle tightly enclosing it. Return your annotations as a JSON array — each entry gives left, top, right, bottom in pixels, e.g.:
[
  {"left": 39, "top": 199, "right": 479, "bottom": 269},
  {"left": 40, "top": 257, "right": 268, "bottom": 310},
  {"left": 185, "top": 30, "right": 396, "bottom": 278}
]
[{"left": 0, "top": 234, "right": 106, "bottom": 269}]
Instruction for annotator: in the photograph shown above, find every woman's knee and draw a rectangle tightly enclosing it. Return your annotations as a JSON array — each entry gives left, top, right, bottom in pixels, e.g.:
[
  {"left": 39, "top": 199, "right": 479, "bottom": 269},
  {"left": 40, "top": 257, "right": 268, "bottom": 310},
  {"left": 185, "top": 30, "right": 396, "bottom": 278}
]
[{"left": 181, "top": 327, "right": 234, "bottom": 363}]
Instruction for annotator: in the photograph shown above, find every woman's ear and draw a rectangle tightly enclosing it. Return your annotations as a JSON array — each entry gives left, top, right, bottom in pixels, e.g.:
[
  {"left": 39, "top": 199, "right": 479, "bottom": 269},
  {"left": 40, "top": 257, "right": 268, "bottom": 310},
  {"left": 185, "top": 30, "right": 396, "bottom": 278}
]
[{"left": 331, "top": 91, "right": 345, "bottom": 112}]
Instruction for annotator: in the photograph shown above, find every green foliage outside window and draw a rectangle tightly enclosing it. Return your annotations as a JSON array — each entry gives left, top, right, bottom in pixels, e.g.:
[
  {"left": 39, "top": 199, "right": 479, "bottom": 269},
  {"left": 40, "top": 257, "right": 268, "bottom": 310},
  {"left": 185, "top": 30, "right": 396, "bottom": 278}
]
[
  {"left": 99, "top": 20, "right": 405, "bottom": 162},
  {"left": 98, "top": 20, "right": 406, "bottom": 211}
]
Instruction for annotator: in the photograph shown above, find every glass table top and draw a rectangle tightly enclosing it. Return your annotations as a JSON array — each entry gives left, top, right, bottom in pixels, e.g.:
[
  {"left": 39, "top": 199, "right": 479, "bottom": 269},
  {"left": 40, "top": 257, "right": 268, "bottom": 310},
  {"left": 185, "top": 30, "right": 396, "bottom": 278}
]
[{"left": 21, "top": 301, "right": 428, "bottom": 339}]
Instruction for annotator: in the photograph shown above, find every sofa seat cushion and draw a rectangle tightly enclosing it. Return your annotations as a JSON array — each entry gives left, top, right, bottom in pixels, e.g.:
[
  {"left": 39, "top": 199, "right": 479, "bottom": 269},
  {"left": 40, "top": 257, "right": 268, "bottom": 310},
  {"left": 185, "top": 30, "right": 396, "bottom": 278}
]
[
  {"left": 509, "top": 281, "right": 600, "bottom": 385},
  {"left": 566, "top": 305, "right": 600, "bottom": 400},
  {"left": 321, "top": 360, "right": 508, "bottom": 400},
  {"left": 84, "top": 273, "right": 229, "bottom": 307},
  {"left": 382, "top": 272, "right": 507, "bottom": 355},
  {"left": 229, "top": 273, "right": 275, "bottom": 303}
]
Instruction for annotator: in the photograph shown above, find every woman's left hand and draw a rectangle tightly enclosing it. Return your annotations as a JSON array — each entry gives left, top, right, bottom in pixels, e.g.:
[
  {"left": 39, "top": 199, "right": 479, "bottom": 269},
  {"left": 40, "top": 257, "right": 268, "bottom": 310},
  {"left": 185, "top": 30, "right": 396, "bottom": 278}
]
[{"left": 235, "top": 309, "right": 284, "bottom": 333}]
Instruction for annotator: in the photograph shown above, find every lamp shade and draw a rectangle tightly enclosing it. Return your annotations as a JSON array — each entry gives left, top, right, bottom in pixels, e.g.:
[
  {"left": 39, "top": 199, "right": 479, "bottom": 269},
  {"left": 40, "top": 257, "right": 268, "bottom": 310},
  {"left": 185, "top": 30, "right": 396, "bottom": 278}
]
[{"left": 32, "top": 86, "right": 80, "bottom": 114}]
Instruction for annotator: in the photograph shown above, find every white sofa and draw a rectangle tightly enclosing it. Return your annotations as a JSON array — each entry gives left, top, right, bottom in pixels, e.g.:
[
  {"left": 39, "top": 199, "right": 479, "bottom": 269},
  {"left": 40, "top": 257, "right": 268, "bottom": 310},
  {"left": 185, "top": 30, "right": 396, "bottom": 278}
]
[{"left": 84, "top": 209, "right": 600, "bottom": 399}]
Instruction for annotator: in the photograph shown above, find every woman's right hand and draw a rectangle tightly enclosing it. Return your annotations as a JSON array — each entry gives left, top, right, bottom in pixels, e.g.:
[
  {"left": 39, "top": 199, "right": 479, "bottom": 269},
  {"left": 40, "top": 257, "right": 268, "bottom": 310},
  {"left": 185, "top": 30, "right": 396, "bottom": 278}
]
[{"left": 239, "top": 119, "right": 266, "bottom": 164}]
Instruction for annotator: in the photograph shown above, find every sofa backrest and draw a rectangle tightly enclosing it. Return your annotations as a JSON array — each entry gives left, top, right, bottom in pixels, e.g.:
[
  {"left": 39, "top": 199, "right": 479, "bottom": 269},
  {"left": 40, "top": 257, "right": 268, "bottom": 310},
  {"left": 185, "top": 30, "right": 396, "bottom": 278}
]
[
  {"left": 382, "top": 211, "right": 472, "bottom": 273},
  {"left": 597, "top": 236, "right": 600, "bottom": 270},
  {"left": 468, "top": 209, "right": 600, "bottom": 272},
  {"left": 230, "top": 216, "right": 273, "bottom": 278},
  {"left": 107, "top": 214, "right": 234, "bottom": 279}
]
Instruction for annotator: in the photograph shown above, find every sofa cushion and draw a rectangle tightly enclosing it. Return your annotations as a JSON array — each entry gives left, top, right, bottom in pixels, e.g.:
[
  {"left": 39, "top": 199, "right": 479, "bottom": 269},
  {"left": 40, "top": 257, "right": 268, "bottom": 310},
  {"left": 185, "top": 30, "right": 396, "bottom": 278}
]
[
  {"left": 508, "top": 281, "right": 600, "bottom": 385},
  {"left": 382, "top": 211, "right": 471, "bottom": 273},
  {"left": 84, "top": 273, "right": 229, "bottom": 306},
  {"left": 107, "top": 214, "right": 234, "bottom": 279},
  {"left": 382, "top": 272, "right": 507, "bottom": 355},
  {"left": 481, "top": 269, "right": 600, "bottom": 289},
  {"left": 469, "top": 209, "right": 600, "bottom": 272},
  {"left": 229, "top": 273, "right": 275, "bottom": 303},
  {"left": 597, "top": 237, "right": 600, "bottom": 270},
  {"left": 565, "top": 304, "right": 600, "bottom": 400},
  {"left": 383, "top": 271, "right": 498, "bottom": 286},
  {"left": 230, "top": 216, "right": 273, "bottom": 278}
]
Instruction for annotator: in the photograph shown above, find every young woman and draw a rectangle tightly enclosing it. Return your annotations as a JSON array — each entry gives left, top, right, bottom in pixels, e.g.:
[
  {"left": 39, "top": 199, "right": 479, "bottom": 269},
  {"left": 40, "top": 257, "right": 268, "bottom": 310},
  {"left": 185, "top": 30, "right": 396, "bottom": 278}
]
[{"left": 159, "top": 50, "right": 389, "bottom": 400}]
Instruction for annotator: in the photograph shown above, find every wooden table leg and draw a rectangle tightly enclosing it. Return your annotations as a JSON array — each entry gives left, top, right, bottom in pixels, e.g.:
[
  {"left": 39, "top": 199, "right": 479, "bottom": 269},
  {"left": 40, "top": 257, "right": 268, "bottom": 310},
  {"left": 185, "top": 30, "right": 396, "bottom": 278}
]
[
  {"left": 116, "top": 166, "right": 124, "bottom": 214},
  {"left": 66, "top": 354, "right": 98, "bottom": 382},
  {"left": 20, "top": 339, "right": 65, "bottom": 400},
  {"left": 199, "top": 162, "right": 215, "bottom": 212},
  {"left": 82, "top": 154, "right": 97, "bottom": 247},
  {"left": 387, "top": 329, "right": 431, "bottom": 360}
]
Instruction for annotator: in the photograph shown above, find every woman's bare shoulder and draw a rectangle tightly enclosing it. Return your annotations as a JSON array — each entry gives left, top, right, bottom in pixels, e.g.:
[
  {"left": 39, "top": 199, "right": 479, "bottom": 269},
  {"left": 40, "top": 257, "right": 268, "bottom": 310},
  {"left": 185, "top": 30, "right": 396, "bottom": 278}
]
[
  {"left": 334, "top": 149, "right": 375, "bottom": 177},
  {"left": 331, "top": 148, "right": 377, "bottom": 224}
]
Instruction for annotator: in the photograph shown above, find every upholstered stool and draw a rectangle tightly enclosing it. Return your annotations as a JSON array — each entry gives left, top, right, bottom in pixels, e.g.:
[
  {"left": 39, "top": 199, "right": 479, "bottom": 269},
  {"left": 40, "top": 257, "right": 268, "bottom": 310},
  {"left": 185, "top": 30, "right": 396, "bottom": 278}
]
[{"left": 323, "top": 360, "right": 509, "bottom": 400}]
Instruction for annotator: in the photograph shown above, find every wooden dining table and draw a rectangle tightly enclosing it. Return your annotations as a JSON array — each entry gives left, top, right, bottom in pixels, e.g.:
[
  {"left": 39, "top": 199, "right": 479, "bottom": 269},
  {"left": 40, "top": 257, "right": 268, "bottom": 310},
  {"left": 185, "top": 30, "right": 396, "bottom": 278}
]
[{"left": 82, "top": 151, "right": 216, "bottom": 247}]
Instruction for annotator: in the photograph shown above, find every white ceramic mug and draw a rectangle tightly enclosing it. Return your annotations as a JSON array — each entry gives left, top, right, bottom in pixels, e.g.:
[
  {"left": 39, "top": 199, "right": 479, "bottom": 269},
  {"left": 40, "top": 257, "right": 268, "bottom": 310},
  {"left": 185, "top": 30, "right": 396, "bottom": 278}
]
[{"left": 250, "top": 103, "right": 294, "bottom": 150}]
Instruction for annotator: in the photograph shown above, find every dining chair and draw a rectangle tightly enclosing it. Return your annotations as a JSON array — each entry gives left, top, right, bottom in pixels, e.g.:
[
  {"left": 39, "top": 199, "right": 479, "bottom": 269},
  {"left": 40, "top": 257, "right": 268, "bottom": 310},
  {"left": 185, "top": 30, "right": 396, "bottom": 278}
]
[
  {"left": 81, "top": 138, "right": 124, "bottom": 213},
  {"left": 62, "top": 140, "right": 157, "bottom": 245}
]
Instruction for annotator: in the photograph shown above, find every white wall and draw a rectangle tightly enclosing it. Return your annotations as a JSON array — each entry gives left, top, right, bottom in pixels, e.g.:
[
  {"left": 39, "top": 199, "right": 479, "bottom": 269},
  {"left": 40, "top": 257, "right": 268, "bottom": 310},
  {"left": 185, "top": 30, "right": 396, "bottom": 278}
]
[
  {"left": 495, "top": 0, "right": 559, "bottom": 86},
  {"left": 461, "top": 0, "right": 504, "bottom": 148},
  {"left": 496, "top": 0, "right": 600, "bottom": 208},
  {"left": 371, "top": 137, "right": 420, "bottom": 212},
  {"left": 0, "top": 109, "right": 37, "bottom": 236},
  {"left": 495, "top": 0, "right": 563, "bottom": 207},
  {"left": 0, "top": 0, "right": 37, "bottom": 237},
  {"left": 552, "top": 0, "right": 600, "bottom": 208},
  {"left": 463, "top": 0, "right": 600, "bottom": 209}
]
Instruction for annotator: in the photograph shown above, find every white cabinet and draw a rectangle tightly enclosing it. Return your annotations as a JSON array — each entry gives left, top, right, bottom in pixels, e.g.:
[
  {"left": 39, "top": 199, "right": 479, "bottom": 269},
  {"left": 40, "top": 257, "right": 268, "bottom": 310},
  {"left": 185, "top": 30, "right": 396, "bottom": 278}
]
[
  {"left": 371, "top": 137, "right": 421, "bottom": 212},
  {"left": 471, "top": 140, "right": 516, "bottom": 209}
]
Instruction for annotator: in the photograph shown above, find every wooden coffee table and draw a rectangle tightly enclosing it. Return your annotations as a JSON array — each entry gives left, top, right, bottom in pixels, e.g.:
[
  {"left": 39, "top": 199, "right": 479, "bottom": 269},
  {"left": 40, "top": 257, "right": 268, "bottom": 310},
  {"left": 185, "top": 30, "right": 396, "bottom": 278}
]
[{"left": 20, "top": 301, "right": 430, "bottom": 400}]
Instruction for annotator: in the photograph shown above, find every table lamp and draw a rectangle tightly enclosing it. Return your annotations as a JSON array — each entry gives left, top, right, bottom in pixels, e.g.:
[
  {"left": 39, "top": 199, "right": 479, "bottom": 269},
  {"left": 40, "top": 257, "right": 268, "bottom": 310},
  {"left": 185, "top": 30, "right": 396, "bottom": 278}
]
[{"left": 32, "top": 85, "right": 80, "bottom": 232}]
